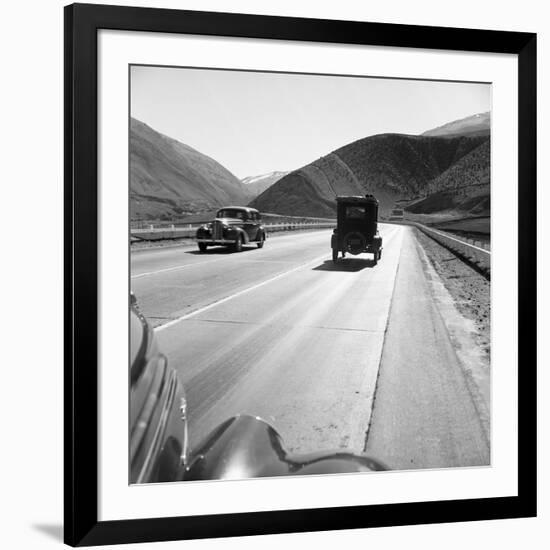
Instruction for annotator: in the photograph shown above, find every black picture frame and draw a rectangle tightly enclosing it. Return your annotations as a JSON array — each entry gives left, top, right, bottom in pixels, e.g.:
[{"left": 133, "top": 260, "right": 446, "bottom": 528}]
[{"left": 64, "top": 2, "right": 537, "bottom": 546}]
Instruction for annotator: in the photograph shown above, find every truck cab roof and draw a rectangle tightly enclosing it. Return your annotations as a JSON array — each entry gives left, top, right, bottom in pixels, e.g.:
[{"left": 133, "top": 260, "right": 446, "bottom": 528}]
[{"left": 336, "top": 194, "right": 378, "bottom": 205}]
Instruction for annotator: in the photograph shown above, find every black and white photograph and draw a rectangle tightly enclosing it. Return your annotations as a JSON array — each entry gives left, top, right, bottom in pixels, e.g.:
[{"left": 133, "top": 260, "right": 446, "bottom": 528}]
[
  {"left": 129, "top": 65, "right": 492, "bottom": 484},
  {"left": 1, "top": 0, "right": 545, "bottom": 545}
]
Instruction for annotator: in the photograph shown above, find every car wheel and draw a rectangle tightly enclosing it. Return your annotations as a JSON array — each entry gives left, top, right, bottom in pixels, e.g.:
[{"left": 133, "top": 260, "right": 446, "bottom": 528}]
[
  {"left": 332, "top": 247, "right": 338, "bottom": 263},
  {"left": 372, "top": 252, "right": 378, "bottom": 265},
  {"left": 378, "top": 249, "right": 382, "bottom": 260},
  {"left": 257, "top": 234, "right": 265, "bottom": 248},
  {"left": 233, "top": 235, "right": 243, "bottom": 252},
  {"left": 198, "top": 243, "right": 207, "bottom": 253}
]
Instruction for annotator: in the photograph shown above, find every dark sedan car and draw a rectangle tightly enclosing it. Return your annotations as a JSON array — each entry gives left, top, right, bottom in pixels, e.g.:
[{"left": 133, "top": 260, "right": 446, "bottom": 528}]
[{"left": 196, "top": 206, "right": 266, "bottom": 252}]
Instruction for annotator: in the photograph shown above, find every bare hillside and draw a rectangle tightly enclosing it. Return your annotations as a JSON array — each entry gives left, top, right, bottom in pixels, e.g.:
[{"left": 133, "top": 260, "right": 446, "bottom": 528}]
[
  {"left": 130, "top": 118, "right": 249, "bottom": 220},
  {"left": 406, "top": 140, "right": 490, "bottom": 216},
  {"left": 251, "top": 133, "right": 488, "bottom": 218},
  {"left": 422, "top": 112, "right": 490, "bottom": 137}
]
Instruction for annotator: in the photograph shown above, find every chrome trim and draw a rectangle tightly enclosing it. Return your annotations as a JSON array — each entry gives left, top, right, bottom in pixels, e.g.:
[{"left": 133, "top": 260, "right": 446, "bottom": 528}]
[
  {"left": 179, "top": 396, "right": 189, "bottom": 467},
  {"left": 179, "top": 396, "right": 187, "bottom": 421},
  {"left": 212, "top": 220, "right": 223, "bottom": 240},
  {"left": 196, "top": 238, "right": 236, "bottom": 244}
]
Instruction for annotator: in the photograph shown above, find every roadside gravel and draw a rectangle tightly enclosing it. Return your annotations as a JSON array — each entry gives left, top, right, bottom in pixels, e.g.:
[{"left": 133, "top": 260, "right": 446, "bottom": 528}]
[{"left": 414, "top": 228, "right": 490, "bottom": 363}]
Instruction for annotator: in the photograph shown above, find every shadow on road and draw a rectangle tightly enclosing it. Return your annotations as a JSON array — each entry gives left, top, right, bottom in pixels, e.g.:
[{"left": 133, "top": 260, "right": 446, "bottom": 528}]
[
  {"left": 312, "top": 258, "right": 376, "bottom": 272},
  {"left": 186, "top": 246, "right": 258, "bottom": 256}
]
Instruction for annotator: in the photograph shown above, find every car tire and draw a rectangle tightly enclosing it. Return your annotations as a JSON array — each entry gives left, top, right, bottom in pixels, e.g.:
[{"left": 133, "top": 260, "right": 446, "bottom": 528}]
[
  {"left": 372, "top": 252, "right": 378, "bottom": 265},
  {"left": 332, "top": 247, "right": 338, "bottom": 263},
  {"left": 233, "top": 235, "right": 243, "bottom": 252},
  {"left": 257, "top": 234, "right": 265, "bottom": 248},
  {"left": 198, "top": 243, "right": 207, "bottom": 253},
  {"left": 378, "top": 249, "right": 382, "bottom": 260}
]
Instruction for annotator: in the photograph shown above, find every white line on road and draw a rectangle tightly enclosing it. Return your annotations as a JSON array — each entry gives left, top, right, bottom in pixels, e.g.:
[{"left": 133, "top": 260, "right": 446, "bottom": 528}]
[
  {"left": 131, "top": 256, "right": 227, "bottom": 279},
  {"left": 155, "top": 226, "right": 400, "bottom": 333},
  {"left": 155, "top": 251, "right": 331, "bottom": 332},
  {"left": 132, "top": 230, "right": 333, "bottom": 279}
]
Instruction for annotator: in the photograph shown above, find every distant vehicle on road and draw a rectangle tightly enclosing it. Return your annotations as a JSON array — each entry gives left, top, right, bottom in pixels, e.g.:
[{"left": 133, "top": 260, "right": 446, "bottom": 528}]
[
  {"left": 331, "top": 195, "right": 383, "bottom": 264},
  {"left": 389, "top": 207, "right": 404, "bottom": 221},
  {"left": 196, "top": 206, "right": 266, "bottom": 253}
]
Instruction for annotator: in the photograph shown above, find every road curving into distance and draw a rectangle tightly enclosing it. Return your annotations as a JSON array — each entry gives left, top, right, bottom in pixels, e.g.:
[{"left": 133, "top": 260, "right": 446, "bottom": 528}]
[{"left": 131, "top": 224, "right": 489, "bottom": 469}]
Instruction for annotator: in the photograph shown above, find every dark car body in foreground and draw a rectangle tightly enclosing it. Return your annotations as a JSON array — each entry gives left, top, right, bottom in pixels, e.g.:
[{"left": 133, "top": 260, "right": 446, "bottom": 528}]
[
  {"left": 130, "top": 304, "right": 188, "bottom": 484},
  {"left": 184, "top": 414, "right": 386, "bottom": 480},
  {"left": 196, "top": 206, "right": 266, "bottom": 252},
  {"left": 331, "top": 195, "right": 383, "bottom": 264},
  {"left": 130, "top": 298, "right": 386, "bottom": 484}
]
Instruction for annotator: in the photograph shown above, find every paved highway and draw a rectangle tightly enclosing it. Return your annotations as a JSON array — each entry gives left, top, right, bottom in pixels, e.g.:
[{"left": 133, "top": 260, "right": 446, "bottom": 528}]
[{"left": 131, "top": 225, "right": 489, "bottom": 469}]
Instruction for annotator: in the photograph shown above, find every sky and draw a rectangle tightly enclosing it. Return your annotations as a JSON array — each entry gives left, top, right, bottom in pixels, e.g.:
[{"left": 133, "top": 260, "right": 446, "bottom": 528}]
[{"left": 131, "top": 65, "right": 490, "bottom": 180}]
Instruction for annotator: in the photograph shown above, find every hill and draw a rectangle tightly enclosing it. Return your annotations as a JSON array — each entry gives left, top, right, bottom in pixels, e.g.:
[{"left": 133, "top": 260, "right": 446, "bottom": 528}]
[
  {"left": 422, "top": 112, "right": 490, "bottom": 137},
  {"left": 242, "top": 171, "right": 288, "bottom": 198},
  {"left": 250, "top": 133, "right": 489, "bottom": 218},
  {"left": 130, "top": 118, "right": 249, "bottom": 220},
  {"left": 406, "top": 140, "right": 490, "bottom": 216}
]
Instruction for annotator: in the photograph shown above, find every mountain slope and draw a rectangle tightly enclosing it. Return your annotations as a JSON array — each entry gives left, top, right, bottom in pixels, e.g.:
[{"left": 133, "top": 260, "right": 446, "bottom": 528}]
[
  {"left": 405, "top": 139, "right": 490, "bottom": 215},
  {"left": 251, "top": 133, "right": 488, "bottom": 218},
  {"left": 422, "top": 112, "right": 490, "bottom": 137},
  {"left": 130, "top": 118, "right": 249, "bottom": 219},
  {"left": 242, "top": 171, "right": 288, "bottom": 198}
]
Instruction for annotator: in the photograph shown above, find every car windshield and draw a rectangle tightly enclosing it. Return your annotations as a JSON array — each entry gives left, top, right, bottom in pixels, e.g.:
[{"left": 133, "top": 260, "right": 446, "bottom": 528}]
[
  {"left": 345, "top": 205, "right": 366, "bottom": 219},
  {"left": 217, "top": 209, "right": 246, "bottom": 219}
]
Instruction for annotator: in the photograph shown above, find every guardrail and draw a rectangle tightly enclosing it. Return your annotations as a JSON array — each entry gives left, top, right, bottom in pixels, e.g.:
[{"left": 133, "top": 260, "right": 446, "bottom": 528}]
[
  {"left": 383, "top": 220, "right": 490, "bottom": 273},
  {"left": 131, "top": 225, "right": 196, "bottom": 240},
  {"left": 417, "top": 225, "right": 490, "bottom": 272},
  {"left": 131, "top": 221, "right": 335, "bottom": 241},
  {"left": 266, "top": 221, "right": 335, "bottom": 232}
]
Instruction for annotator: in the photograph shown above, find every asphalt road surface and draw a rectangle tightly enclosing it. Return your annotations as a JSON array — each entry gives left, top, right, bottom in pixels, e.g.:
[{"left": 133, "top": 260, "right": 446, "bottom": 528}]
[{"left": 131, "top": 225, "right": 489, "bottom": 469}]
